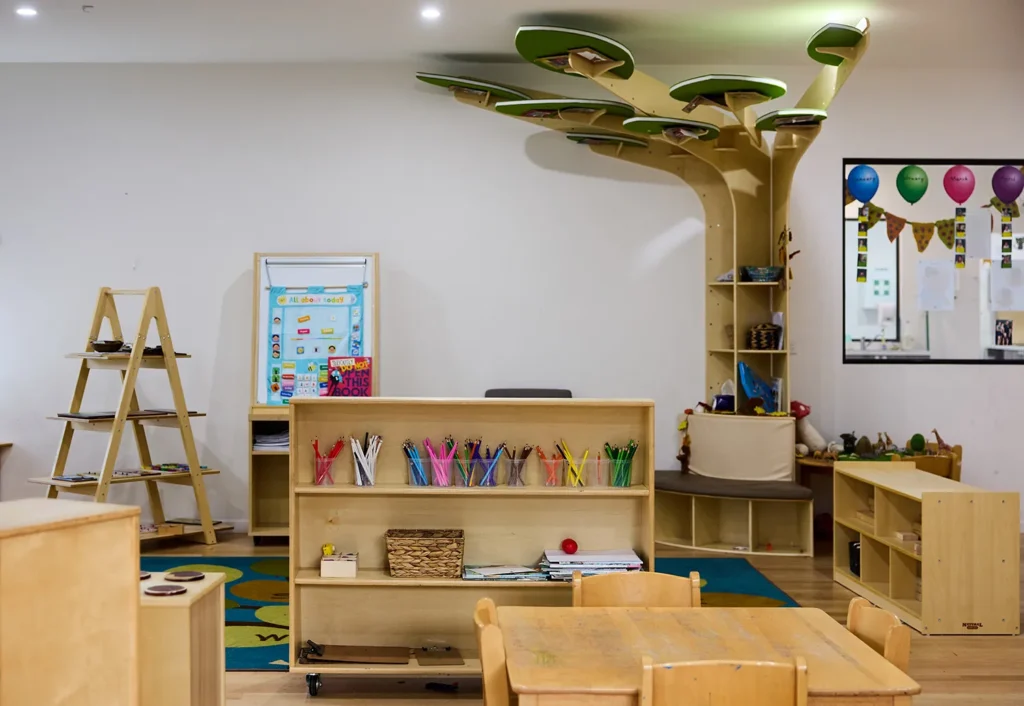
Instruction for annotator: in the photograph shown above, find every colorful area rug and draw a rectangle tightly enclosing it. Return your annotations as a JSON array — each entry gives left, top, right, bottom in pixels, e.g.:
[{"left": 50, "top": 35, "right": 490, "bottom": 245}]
[
  {"left": 656, "top": 557, "right": 799, "bottom": 607},
  {"left": 140, "top": 556, "right": 290, "bottom": 671}
]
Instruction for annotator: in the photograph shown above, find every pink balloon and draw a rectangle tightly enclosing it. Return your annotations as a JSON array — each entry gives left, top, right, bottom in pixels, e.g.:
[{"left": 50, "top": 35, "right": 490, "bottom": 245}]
[
  {"left": 992, "top": 165, "right": 1024, "bottom": 205},
  {"left": 943, "top": 165, "right": 975, "bottom": 204}
]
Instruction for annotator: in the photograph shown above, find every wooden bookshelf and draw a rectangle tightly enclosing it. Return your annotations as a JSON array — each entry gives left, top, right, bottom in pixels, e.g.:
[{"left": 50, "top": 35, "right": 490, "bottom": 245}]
[
  {"left": 288, "top": 397, "right": 654, "bottom": 684},
  {"left": 833, "top": 461, "right": 1019, "bottom": 635},
  {"left": 248, "top": 407, "right": 290, "bottom": 541}
]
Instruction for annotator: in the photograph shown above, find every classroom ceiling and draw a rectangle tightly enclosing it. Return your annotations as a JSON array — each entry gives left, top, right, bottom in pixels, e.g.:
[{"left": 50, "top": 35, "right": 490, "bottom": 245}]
[{"left": 0, "top": 0, "right": 1019, "bottom": 67}]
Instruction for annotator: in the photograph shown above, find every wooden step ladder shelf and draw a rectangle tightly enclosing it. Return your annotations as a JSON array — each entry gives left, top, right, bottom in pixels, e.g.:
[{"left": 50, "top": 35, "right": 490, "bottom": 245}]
[{"left": 35, "top": 286, "right": 229, "bottom": 545}]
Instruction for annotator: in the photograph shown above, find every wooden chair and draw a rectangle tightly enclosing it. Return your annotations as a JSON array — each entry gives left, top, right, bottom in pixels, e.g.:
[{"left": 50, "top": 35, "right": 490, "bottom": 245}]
[
  {"left": 640, "top": 655, "right": 807, "bottom": 705},
  {"left": 846, "top": 597, "right": 911, "bottom": 672},
  {"left": 473, "top": 596, "right": 498, "bottom": 639},
  {"left": 572, "top": 570, "right": 701, "bottom": 608},
  {"left": 478, "top": 623, "right": 510, "bottom": 706}
]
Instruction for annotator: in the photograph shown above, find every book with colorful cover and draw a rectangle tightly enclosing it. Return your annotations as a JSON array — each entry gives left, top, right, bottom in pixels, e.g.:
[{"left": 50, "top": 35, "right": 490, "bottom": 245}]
[{"left": 326, "top": 356, "right": 372, "bottom": 397}]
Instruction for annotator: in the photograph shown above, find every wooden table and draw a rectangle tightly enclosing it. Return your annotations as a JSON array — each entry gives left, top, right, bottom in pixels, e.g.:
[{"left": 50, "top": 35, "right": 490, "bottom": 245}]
[
  {"left": 796, "top": 456, "right": 834, "bottom": 486},
  {"left": 497, "top": 606, "right": 920, "bottom": 705},
  {"left": 140, "top": 571, "right": 226, "bottom": 706}
]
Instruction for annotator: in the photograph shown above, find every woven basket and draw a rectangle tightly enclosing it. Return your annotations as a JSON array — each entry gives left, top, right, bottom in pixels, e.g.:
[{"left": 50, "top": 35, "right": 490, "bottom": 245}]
[
  {"left": 747, "top": 324, "right": 781, "bottom": 351},
  {"left": 385, "top": 529, "right": 465, "bottom": 578}
]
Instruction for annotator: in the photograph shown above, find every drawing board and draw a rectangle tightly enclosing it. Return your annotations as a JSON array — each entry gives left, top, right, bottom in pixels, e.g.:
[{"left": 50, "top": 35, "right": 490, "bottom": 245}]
[{"left": 251, "top": 253, "right": 379, "bottom": 405}]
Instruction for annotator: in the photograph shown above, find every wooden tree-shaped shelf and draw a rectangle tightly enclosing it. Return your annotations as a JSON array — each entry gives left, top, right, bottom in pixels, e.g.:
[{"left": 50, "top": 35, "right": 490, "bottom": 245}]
[
  {"left": 28, "top": 287, "right": 230, "bottom": 544},
  {"left": 416, "top": 18, "right": 871, "bottom": 414}
]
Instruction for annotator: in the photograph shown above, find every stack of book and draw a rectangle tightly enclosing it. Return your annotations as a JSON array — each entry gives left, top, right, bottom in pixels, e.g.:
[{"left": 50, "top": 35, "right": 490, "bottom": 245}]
[
  {"left": 541, "top": 548, "right": 643, "bottom": 581},
  {"left": 253, "top": 430, "right": 289, "bottom": 452},
  {"left": 462, "top": 565, "right": 550, "bottom": 582}
]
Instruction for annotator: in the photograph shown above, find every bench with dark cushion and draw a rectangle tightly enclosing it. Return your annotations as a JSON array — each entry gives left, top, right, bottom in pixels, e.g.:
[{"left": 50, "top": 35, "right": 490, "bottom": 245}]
[
  {"left": 654, "top": 471, "right": 814, "bottom": 558},
  {"left": 655, "top": 471, "right": 813, "bottom": 501}
]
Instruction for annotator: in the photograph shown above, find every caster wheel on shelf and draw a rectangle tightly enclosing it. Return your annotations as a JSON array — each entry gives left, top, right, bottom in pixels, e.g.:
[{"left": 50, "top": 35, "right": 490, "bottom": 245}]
[{"left": 306, "top": 673, "right": 322, "bottom": 697}]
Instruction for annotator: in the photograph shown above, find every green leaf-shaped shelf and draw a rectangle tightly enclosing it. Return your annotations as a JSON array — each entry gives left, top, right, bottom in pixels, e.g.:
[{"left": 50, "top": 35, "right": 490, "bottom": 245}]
[
  {"left": 566, "top": 133, "right": 647, "bottom": 148},
  {"left": 515, "top": 26, "right": 635, "bottom": 79},
  {"left": 495, "top": 98, "right": 635, "bottom": 119},
  {"left": 669, "top": 74, "right": 787, "bottom": 106},
  {"left": 806, "top": 23, "right": 865, "bottom": 66},
  {"left": 622, "top": 116, "right": 720, "bottom": 142},
  {"left": 415, "top": 73, "right": 531, "bottom": 101},
  {"left": 755, "top": 109, "right": 827, "bottom": 132}
]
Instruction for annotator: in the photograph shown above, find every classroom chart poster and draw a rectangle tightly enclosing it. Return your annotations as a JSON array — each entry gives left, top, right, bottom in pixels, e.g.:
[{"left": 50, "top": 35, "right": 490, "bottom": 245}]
[{"left": 266, "top": 285, "right": 365, "bottom": 404}]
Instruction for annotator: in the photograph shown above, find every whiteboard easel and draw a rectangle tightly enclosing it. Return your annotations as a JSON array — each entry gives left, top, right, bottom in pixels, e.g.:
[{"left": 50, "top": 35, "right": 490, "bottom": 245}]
[{"left": 250, "top": 252, "right": 380, "bottom": 406}]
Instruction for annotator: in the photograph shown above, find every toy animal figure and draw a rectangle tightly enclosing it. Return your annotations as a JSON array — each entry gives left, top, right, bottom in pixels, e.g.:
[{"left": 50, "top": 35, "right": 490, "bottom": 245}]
[
  {"left": 874, "top": 433, "right": 887, "bottom": 456},
  {"left": 840, "top": 432, "right": 857, "bottom": 455},
  {"left": 795, "top": 443, "right": 809, "bottom": 457},
  {"left": 855, "top": 435, "right": 874, "bottom": 457},
  {"left": 677, "top": 435, "right": 691, "bottom": 474},
  {"left": 791, "top": 400, "right": 826, "bottom": 453},
  {"left": 822, "top": 449, "right": 839, "bottom": 461},
  {"left": 884, "top": 432, "right": 895, "bottom": 451},
  {"left": 827, "top": 441, "right": 843, "bottom": 456},
  {"left": 931, "top": 428, "right": 952, "bottom": 452}
]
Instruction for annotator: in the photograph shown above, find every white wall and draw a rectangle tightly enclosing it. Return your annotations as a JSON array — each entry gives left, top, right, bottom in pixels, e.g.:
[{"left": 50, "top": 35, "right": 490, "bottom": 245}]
[{"left": 1, "top": 62, "right": 1022, "bottom": 526}]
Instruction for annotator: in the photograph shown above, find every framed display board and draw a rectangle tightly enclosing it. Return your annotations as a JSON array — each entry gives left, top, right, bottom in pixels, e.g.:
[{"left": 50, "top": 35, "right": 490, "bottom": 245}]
[{"left": 250, "top": 253, "right": 380, "bottom": 406}]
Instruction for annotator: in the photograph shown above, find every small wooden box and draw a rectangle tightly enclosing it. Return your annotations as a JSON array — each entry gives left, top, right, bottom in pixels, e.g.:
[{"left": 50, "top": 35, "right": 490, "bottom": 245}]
[
  {"left": 321, "top": 552, "right": 358, "bottom": 578},
  {"left": 140, "top": 572, "right": 226, "bottom": 706}
]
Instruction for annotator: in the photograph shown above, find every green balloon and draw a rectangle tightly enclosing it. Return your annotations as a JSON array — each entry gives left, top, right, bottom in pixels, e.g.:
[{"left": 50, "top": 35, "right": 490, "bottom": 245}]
[{"left": 897, "top": 165, "right": 929, "bottom": 205}]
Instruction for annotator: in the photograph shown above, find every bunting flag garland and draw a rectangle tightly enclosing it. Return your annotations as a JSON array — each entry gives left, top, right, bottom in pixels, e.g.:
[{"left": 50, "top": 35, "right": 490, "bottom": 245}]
[
  {"left": 866, "top": 202, "right": 885, "bottom": 229},
  {"left": 885, "top": 212, "right": 907, "bottom": 243},
  {"left": 935, "top": 219, "right": 956, "bottom": 250},
  {"left": 989, "top": 197, "right": 1020, "bottom": 218},
  {"left": 844, "top": 184, "right": 856, "bottom": 206},
  {"left": 911, "top": 221, "right": 936, "bottom": 253}
]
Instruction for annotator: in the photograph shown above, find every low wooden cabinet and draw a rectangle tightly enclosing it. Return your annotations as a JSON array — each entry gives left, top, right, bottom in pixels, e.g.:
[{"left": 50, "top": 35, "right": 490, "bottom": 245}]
[
  {"left": 833, "top": 461, "right": 1020, "bottom": 635},
  {"left": 139, "top": 572, "right": 226, "bottom": 706},
  {"left": 0, "top": 498, "right": 140, "bottom": 706}
]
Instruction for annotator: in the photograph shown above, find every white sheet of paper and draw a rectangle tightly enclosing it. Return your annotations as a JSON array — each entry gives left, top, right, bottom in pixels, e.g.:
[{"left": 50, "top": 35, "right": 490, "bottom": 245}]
[
  {"left": 991, "top": 263, "right": 1024, "bottom": 311},
  {"left": 917, "top": 259, "right": 956, "bottom": 311},
  {"left": 966, "top": 208, "right": 991, "bottom": 259}
]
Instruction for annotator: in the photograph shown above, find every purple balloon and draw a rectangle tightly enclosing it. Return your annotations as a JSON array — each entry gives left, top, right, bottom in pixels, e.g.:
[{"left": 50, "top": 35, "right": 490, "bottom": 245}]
[
  {"left": 943, "top": 165, "right": 975, "bottom": 204},
  {"left": 992, "top": 166, "right": 1024, "bottom": 205}
]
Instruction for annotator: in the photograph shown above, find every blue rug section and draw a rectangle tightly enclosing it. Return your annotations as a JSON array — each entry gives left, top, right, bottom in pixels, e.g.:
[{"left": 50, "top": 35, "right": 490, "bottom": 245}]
[
  {"left": 656, "top": 557, "right": 799, "bottom": 607},
  {"left": 140, "top": 556, "right": 290, "bottom": 671}
]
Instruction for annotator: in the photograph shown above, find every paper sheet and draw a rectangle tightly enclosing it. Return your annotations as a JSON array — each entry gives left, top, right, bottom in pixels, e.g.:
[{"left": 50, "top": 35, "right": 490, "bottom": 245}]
[
  {"left": 991, "top": 263, "right": 1024, "bottom": 311},
  {"left": 917, "top": 259, "right": 955, "bottom": 311}
]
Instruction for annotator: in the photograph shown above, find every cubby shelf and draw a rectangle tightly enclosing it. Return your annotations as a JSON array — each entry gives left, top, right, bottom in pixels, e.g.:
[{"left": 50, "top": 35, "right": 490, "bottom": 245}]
[
  {"left": 288, "top": 397, "right": 655, "bottom": 679},
  {"left": 833, "top": 461, "right": 1020, "bottom": 635}
]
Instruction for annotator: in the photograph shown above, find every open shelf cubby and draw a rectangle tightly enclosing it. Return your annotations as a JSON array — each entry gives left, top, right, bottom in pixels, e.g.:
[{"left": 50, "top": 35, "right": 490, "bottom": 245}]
[
  {"left": 833, "top": 461, "right": 1019, "bottom": 635},
  {"left": 248, "top": 412, "right": 291, "bottom": 539},
  {"left": 288, "top": 397, "right": 655, "bottom": 678}
]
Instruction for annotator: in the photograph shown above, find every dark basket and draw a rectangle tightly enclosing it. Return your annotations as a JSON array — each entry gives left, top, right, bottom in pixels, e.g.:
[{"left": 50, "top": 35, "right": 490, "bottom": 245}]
[
  {"left": 747, "top": 324, "right": 781, "bottom": 351},
  {"left": 741, "top": 266, "right": 784, "bottom": 283}
]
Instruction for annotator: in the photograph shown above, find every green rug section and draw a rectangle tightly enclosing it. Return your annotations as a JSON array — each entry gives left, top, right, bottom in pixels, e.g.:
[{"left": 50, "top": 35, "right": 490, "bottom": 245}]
[
  {"left": 495, "top": 98, "right": 635, "bottom": 118},
  {"left": 566, "top": 133, "right": 647, "bottom": 148},
  {"left": 515, "top": 26, "right": 635, "bottom": 79},
  {"left": 140, "top": 556, "right": 290, "bottom": 671},
  {"left": 415, "top": 73, "right": 530, "bottom": 101},
  {"left": 806, "top": 23, "right": 864, "bottom": 66},
  {"left": 669, "top": 74, "right": 787, "bottom": 105},
  {"left": 755, "top": 109, "right": 827, "bottom": 132},
  {"left": 623, "top": 116, "right": 720, "bottom": 141},
  {"left": 656, "top": 557, "right": 798, "bottom": 607}
]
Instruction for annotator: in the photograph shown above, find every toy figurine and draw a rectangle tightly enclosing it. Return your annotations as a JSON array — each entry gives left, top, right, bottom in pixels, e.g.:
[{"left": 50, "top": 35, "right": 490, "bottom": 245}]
[
  {"left": 874, "top": 433, "right": 887, "bottom": 456},
  {"left": 932, "top": 428, "right": 952, "bottom": 452},
  {"left": 855, "top": 435, "right": 874, "bottom": 457},
  {"left": 840, "top": 432, "right": 857, "bottom": 455},
  {"left": 884, "top": 432, "right": 895, "bottom": 451},
  {"left": 791, "top": 401, "right": 826, "bottom": 453}
]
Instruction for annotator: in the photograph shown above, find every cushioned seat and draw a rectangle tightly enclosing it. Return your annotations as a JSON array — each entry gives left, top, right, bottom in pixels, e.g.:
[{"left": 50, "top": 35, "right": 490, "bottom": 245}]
[{"left": 655, "top": 471, "right": 812, "bottom": 501}]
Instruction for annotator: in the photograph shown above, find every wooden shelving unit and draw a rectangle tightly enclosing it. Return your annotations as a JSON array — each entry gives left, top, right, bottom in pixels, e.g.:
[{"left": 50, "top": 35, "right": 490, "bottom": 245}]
[
  {"left": 248, "top": 406, "right": 290, "bottom": 540},
  {"left": 833, "top": 461, "right": 1020, "bottom": 635},
  {"left": 30, "top": 287, "right": 228, "bottom": 545},
  {"left": 288, "top": 397, "right": 654, "bottom": 680}
]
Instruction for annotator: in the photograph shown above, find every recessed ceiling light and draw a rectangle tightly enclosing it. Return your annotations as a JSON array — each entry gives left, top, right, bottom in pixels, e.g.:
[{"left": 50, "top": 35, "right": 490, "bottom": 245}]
[
  {"left": 16, "top": 7, "right": 39, "bottom": 17},
  {"left": 421, "top": 6, "right": 441, "bottom": 20}
]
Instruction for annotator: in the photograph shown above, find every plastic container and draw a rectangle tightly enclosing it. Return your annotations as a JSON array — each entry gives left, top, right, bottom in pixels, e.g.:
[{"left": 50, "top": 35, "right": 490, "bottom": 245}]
[
  {"left": 472, "top": 454, "right": 502, "bottom": 487},
  {"left": 540, "top": 458, "right": 564, "bottom": 487},
  {"left": 608, "top": 456, "right": 635, "bottom": 487},
  {"left": 505, "top": 456, "right": 530, "bottom": 487},
  {"left": 429, "top": 456, "right": 456, "bottom": 487},
  {"left": 406, "top": 454, "right": 431, "bottom": 487},
  {"left": 584, "top": 459, "right": 614, "bottom": 488}
]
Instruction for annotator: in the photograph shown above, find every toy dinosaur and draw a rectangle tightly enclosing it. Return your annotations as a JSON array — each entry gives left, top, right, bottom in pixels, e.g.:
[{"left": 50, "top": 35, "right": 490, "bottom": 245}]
[{"left": 932, "top": 428, "right": 952, "bottom": 453}]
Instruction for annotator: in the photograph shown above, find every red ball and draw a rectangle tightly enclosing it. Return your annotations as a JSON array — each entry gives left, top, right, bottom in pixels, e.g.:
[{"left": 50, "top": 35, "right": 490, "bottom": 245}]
[{"left": 561, "top": 538, "right": 578, "bottom": 554}]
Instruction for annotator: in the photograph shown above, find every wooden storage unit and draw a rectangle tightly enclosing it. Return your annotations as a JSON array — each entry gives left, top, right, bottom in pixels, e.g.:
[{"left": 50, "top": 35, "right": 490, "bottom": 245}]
[
  {"left": 0, "top": 498, "right": 140, "bottom": 706},
  {"left": 288, "top": 397, "right": 654, "bottom": 680},
  {"left": 249, "top": 407, "right": 291, "bottom": 539},
  {"left": 139, "top": 572, "right": 226, "bottom": 706},
  {"left": 656, "top": 491, "right": 812, "bottom": 557},
  {"left": 833, "top": 461, "right": 1020, "bottom": 635}
]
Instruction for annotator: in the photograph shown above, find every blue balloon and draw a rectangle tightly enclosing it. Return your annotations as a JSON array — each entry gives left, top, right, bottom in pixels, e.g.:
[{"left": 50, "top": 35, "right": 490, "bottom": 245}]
[{"left": 847, "top": 164, "right": 879, "bottom": 204}]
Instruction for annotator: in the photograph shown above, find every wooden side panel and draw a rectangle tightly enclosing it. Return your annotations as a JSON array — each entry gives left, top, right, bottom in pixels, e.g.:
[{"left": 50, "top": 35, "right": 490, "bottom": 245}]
[
  {"left": 191, "top": 585, "right": 226, "bottom": 705},
  {"left": 140, "top": 608, "right": 190, "bottom": 706},
  {"left": 922, "top": 492, "right": 1020, "bottom": 635}
]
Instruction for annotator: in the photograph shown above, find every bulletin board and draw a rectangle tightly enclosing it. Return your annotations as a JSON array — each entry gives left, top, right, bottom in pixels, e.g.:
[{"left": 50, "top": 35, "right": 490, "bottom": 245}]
[{"left": 251, "top": 253, "right": 380, "bottom": 406}]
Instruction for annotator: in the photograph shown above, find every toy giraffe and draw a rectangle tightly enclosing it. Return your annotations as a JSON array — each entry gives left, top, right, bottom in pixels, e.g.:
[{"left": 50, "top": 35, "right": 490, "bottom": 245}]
[{"left": 931, "top": 429, "right": 952, "bottom": 452}]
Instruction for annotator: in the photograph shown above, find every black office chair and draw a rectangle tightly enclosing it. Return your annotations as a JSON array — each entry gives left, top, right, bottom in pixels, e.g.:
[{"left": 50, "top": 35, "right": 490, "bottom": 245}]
[{"left": 484, "top": 388, "right": 572, "bottom": 398}]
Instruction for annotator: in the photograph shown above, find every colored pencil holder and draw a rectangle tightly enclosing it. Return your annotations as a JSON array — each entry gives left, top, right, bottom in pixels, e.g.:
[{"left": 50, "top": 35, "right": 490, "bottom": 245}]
[
  {"left": 406, "top": 455, "right": 431, "bottom": 487},
  {"left": 431, "top": 457, "right": 456, "bottom": 488},
  {"left": 314, "top": 457, "right": 337, "bottom": 486},
  {"left": 610, "top": 457, "right": 634, "bottom": 487},
  {"left": 540, "top": 458, "right": 564, "bottom": 487},
  {"left": 505, "top": 457, "right": 529, "bottom": 487},
  {"left": 584, "top": 459, "right": 614, "bottom": 488}
]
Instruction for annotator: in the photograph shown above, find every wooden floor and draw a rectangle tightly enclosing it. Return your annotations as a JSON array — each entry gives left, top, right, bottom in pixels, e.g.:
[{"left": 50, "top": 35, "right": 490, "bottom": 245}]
[{"left": 147, "top": 534, "right": 1024, "bottom": 705}]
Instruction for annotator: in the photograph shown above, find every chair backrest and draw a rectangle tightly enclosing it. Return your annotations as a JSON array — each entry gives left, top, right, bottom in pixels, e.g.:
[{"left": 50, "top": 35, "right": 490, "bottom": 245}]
[
  {"left": 473, "top": 597, "right": 498, "bottom": 642},
  {"left": 640, "top": 655, "right": 808, "bottom": 706},
  {"left": 899, "top": 440, "right": 962, "bottom": 481},
  {"left": 484, "top": 388, "right": 572, "bottom": 398},
  {"left": 478, "top": 623, "right": 510, "bottom": 706},
  {"left": 846, "top": 597, "right": 911, "bottom": 672},
  {"left": 572, "top": 570, "right": 701, "bottom": 608}
]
